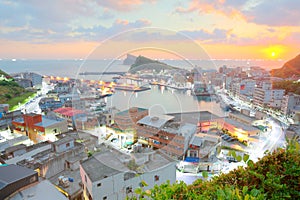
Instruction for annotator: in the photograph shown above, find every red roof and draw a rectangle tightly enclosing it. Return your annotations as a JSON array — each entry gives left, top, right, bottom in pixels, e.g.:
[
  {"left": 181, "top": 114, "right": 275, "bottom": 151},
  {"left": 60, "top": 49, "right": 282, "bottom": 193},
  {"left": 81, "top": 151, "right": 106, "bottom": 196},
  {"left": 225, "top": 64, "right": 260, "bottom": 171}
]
[{"left": 54, "top": 107, "right": 85, "bottom": 117}]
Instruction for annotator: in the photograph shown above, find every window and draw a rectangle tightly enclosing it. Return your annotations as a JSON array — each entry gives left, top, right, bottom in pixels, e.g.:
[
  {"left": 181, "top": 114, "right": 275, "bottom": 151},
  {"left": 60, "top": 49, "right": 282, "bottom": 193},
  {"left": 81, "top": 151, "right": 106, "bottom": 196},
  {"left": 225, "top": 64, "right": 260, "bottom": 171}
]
[
  {"left": 85, "top": 175, "right": 87, "bottom": 183},
  {"left": 154, "top": 175, "right": 159, "bottom": 181},
  {"left": 126, "top": 186, "right": 133, "bottom": 194},
  {"left": 66, "top": 142, "right": 70, "bottom": 147},
  {"left": 103, "top": 197, "right": 107, "bottom": 200},
  {"left": 97, "top": 183, "right": 101, "bottom": 187}
]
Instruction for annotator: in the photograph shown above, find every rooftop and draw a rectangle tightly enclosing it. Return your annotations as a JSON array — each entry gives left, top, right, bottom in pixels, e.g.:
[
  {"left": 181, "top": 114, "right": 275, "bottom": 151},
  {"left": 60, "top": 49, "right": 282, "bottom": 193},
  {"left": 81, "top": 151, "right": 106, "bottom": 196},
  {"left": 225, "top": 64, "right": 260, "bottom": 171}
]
[
  {"left": 115, "top": 107, "right": 147, "bottom": 117},
  {"left": 54, "top": 107, "right": 85, "bottom": 117},
  {"left": 81, "top": 145, "right": 175, "bottom": 182},
  {"left": 223, "top": 118, "right": 260, "bottom": 132},
  {"left": 0, "top": 164, "right": 37, "bottom": 190},
  {"left": 35, "top": 116, "right": 65, "bottom": 127},
  {"left": 81, "top": 153, "right": 122, "bottom": 182},
  {"left": 10, "top": 180, "right": 68, "bottom": 200},
  {"left": 137, "top": 115, "right": 174, "bottom": 129},
  {"left": 168, "top": 111, "right": 222, "bottom": 125}
]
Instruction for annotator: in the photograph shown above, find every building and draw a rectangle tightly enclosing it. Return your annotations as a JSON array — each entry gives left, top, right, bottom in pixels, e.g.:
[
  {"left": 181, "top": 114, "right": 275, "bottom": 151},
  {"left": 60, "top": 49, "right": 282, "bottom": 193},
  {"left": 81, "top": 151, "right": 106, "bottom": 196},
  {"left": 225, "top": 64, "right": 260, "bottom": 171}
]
[
  {"left": 54, "top": 107, "right": 86, "bottom": 128},
  {"left": 114, "top": 107, "right": 148, "bottom": 131},
  {"left": 23, "top": 72, "right": 43, "bottom": 87},
  {"left": 253, "top": 81, "right": 285, "bottom": 108},
  {"left": 12, "top": 113, "right": 68, "bottom": 143},
  {"left": 16, "top": 136, "right": 86, "bottom": 179},
  {"left": 136, "top": 114, "right": 197, "bottom": 159},
  {"left": 281, "top": 93, "right": 300, "bottom": 116},
  {"left": 0, "top": 110, "right": 22, "bottom": 130},
  {"left": 228, "top": 112, "right": 254, "bottom": 126},
  {"left": 217, "top": 118, "right": 260, "bottom": 144},
  {"left": 232, "top": 79, "right": 256, "bottom": 98},
  {"left": 39, "top": 97, "right": 63, "bottom": 111},
  {"left": 180, "top": 133, "right": 221, "bottom": 173},
  {"left": 80, "top": 146, "right": 176, "bottom": 200},
  {"left": 9, "top": 180, "right": 68, "bottom": 200},
  {"left": 15, "top": 78, "right": 32, "bottom": 88},
  {"left": 0, "top": 164, "right": 39, "bottom": 199}
]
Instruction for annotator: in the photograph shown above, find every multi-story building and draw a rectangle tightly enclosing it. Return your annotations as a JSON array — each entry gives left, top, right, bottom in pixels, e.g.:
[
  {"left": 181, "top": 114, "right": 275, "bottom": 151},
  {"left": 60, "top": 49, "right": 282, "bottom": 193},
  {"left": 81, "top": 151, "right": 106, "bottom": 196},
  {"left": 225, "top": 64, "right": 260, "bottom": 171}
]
[
  {"left": 253, "top": 81, "right": 285, "bottom": 108},
  {"left": 136, "top": 115, "right": 197, "bottom": 159},
  {"left": 16, "top": 78, "right": 32, "bottom": 88},
  {"left": 114, "top": 107, "right": 148, "bottom": 131},
  {"left": 23, "top": 72, "right": 43, "bottom": 87},
  {"left": 0, "top": 164, "right": 39, "bottom": 199},
  {"left": 39, "top": 97, "right": 63, "bottom": 111},
  {"left": 12, "top": 113, "right": 68, "bottom": 143},
  {"left": 53, "top": 107, "right": 86, "bottom": 128},
  {"left": 281, "top": 93, "right": 300, "bottom": 116},
  {"left": 80, "top": 147, "right": 176, "bottom": 200}
]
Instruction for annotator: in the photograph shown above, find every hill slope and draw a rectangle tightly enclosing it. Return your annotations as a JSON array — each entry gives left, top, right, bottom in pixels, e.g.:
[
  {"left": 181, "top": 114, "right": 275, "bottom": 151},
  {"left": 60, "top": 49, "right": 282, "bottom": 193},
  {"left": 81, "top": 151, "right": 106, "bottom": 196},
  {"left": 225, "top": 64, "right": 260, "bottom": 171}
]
[
  {"left": 271, "top": 54, "right": 300, "bottom": 78},
  {"left": 128, "top": 55, "right": 178, "bottom": 73},
  {"left": 0, "top": 69, "right": 33, "bottom": 108}
]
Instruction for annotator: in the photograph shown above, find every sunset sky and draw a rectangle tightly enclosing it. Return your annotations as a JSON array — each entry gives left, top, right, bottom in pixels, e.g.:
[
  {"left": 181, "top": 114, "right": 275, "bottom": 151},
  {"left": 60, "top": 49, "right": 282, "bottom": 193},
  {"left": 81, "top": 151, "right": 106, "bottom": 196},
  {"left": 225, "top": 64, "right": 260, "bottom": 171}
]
[{"left": 0, "top": 0, "right": 299, "bottom": 60}]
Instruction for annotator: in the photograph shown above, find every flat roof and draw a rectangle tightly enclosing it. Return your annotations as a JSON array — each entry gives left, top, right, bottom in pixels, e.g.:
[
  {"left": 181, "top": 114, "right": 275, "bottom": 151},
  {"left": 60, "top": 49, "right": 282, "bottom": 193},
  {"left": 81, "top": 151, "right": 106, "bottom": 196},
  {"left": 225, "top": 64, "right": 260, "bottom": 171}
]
[
  {"left": 223, "top": 118, "right": 260, "bottom": 132},
  {"left": 115, "top": 107, "right": 147, "bottom": 116},
  {"left": 35, "top": 116, "right": 65, "bottom": 127},
  {"left": 168, "top": 111, "right": 222, "bottom": 125},
  {"left": 0, "top": 164, "right": 37, "bottom": 190},
  {"left": 81, "top": 155, "right": 121, "bottom": 182},
  {"left": 137, "top": 115, "right": 174, "bottom": 129},
  {"left": 10, "top": 180, "right": 68, "bottom": 200},
  {"left": 229, "top": 111, "right": 254, "bottom": 122},
  {"left": 162, "top": 123, "right": 197, "bottom": 136},
  {"left": 54, "top": 107, "right": 85, "bottom": 117}
]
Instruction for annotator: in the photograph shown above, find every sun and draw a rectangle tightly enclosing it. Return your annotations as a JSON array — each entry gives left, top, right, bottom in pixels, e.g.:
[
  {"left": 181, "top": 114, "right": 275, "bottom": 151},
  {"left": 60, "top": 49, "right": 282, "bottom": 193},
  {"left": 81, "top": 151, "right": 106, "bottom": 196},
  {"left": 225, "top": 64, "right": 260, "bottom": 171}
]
[
  {"left": 271, "top": 52, "right": 276, "bottom": 57},
  {"left": 262, "top": 45, "right": 285, "bottom": 59}
]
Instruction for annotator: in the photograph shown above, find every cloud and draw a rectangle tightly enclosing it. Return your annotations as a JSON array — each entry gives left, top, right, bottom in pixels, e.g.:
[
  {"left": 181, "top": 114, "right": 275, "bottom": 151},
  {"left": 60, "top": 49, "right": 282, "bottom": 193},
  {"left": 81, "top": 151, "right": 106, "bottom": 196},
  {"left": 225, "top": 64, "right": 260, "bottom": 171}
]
[
  {"left": 174, "top": 0, "right": 246, "bottom": 19},
  {"left": 175, "top": 0, "right": 300, "bottom": 26},
  {"left": 95, "top": 0, "right": 155, "bottom": 11},
  {"left": 244, "top": 0, "right": 300, "bottom": 26}
]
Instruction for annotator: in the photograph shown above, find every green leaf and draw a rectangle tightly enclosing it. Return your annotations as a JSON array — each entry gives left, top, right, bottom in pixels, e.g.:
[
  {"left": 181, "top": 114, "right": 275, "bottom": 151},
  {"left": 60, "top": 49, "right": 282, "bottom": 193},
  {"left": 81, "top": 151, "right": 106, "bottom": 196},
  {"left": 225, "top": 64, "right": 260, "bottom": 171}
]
[
  {"left": 247, "top": 160, "right": 254, "bottom": 167},
  {"left": 140, "top": 180, "right": 148, "bottom": 187},
  {"left": 236, "top": 155, "right": 242, "bottom": 162},
  {"left": 202, "top": 171, "right": 208, "bottom": 179},
  {"left": 134, "top": 188, "right": 142, "bottom": 195},
  {"left": 243, "top": 154, "right": 250, "bottom": 163},
  {"left": 242, "top": 186, "right": 248, "bottom": 195},
  {"left": 250, "top": 188, "right": 259, "bottom": 197}
]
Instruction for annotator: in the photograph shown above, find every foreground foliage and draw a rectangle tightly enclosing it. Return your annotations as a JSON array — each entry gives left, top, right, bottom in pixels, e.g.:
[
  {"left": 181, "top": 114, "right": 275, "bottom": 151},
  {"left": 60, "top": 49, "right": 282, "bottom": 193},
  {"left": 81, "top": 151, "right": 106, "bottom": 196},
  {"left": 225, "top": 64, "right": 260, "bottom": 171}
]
[{"left": 129, "top": 141, "right": 300, "bottom": 199}]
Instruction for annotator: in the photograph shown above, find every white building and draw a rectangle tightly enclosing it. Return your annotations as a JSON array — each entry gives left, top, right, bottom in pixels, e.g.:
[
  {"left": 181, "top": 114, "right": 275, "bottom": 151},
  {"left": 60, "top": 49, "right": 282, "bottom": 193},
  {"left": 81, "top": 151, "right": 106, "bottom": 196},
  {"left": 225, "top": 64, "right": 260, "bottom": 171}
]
[
  {"left": 281, "top": 93, "right": 300, "bottom": 116},
  {"left": 80, "top": 147, "right": 176, "bottom": 200},
  {"left": 253, "top": 82, "right": 285, "bottom": 108}
]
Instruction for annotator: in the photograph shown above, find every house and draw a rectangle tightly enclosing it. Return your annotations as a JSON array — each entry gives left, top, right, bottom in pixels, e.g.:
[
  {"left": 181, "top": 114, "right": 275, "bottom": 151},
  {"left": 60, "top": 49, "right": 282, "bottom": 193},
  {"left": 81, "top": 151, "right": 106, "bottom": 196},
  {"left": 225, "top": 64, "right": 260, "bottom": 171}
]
[
  {"left": 136, "top": 114, "right": 197, "bottom": 159},
  {"left": 80, "top": 146, "right": 176, "bottom": 200},
  {"left": 12, "top": 113, "right": 68, "bottom": 143},
  {"left": 0, "top": 164, "right": 38, "bottom": 199},
  {"left": 53, "top": 107, "right": 86, "bottom": 128},
  {"left": 114, "top": 107, "right": 148, "bottom": 131}
]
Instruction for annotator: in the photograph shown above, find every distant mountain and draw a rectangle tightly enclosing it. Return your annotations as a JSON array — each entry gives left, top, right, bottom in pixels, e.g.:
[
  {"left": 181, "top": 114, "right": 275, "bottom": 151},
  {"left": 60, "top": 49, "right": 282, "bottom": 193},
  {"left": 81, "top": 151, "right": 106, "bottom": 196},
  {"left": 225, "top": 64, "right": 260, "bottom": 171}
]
[
  {"left": 123, "top": 54, "right": 137, "bottom": 65},
  {"left": 271, "top": 54, "right": 300, "bottom": 78},
  {"left": 128, "top": 55, "right": 178, "bottom": 73}
]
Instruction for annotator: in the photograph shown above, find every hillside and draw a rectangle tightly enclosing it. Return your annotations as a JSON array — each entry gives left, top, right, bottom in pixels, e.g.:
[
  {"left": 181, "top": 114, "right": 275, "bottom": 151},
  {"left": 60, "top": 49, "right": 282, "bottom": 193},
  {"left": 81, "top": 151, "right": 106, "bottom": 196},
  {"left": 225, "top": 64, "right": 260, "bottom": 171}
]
[
  {"left": 271, "top": 54, "right": 300, "bottom": 78},
  {"left": 128, "top": 55, "right": 178, "bottom": 73},
  {"left": 123, "top": 54, "right": 137, "bottom": 65},
  {"left": 129, "top": 141, "right": 300, "bottom": 199},
  {"left": 0, "top": 69, "right": 34, "bottom": 109}
]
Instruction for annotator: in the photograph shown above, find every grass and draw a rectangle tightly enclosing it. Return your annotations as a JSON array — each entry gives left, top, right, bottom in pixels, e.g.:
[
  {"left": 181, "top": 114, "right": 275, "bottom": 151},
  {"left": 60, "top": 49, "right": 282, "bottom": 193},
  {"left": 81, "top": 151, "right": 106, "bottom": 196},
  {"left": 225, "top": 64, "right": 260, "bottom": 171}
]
[{"left": 8, "top": 92, "right": 36, "bottom": 111}]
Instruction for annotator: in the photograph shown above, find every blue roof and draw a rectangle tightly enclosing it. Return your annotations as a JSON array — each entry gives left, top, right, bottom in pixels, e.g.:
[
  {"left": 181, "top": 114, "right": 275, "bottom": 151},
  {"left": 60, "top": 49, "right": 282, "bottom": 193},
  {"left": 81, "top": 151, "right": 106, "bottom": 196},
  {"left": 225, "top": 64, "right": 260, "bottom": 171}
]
[{"left": 35, "top": 116, "right": 64, "bottom": 128}]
